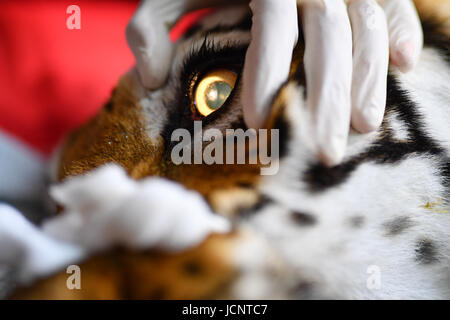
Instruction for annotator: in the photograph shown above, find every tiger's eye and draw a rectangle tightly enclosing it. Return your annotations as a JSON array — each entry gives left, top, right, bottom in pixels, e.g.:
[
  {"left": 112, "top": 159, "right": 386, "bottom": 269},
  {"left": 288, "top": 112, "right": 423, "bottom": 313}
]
[
  {"left": 194, "top": 69, "right": 237, "bottom": 117},
  {"left": 204, "top": 81, "right": 233, "bottom": 110}
]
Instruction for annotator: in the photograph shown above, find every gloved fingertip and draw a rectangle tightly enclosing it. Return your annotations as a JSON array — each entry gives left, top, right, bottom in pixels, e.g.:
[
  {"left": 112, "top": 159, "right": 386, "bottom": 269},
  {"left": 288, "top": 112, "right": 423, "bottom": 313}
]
[
  {"left": 391, "top": 39, "right": 417, "bottom": 73},
  {"left": 319, "top": 149, "right": 344, "bottom": 168},
  {"left": 126, "top": 9, "right": 174, "bottom": 90},
  {"left": 352, "top": 103, "right": 384, "bottom": 133},
  {"left": 318, "top": 136, "right": 347, "bottom": 167},
  {"left": 353, "top": 117, "right": 382, "bottom": 134},
  {"left": 242, "top": 103, "right": 264, "bottom": 130},
  {"left": 139, "top": 65, "right": 168, "bottom": 90}
]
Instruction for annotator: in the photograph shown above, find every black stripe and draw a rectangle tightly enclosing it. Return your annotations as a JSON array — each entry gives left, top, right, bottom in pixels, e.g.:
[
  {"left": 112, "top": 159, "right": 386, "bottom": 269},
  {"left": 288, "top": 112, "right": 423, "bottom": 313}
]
[
  {"left": 291, "top": 22, "right": 306, "bottom": 87},
  {"left": 421, "top": 16, "right": 450, "bottom": 64},
  {"left": 290, "top": 211, "right": 317, "bottom": 226},
  {"left": 383, "top": 216, "right": 415, "bottom": 237},
  {"left": 237, "top": 194, "right": 273, "bottom": 218},
  {"left": 415, "top": 238, "right": 439, "bottom": 265},
  {"left": 304, "top": 76, "right": 447, "bottom": 192},
  {"left": 272, "top": 112, "right": 291, "bottom": 159}
]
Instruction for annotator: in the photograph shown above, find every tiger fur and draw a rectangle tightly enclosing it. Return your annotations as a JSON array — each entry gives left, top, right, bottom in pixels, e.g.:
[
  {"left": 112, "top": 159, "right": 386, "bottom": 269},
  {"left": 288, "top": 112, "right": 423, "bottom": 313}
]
[{"left": 11, "top": 0, "right": 450, "bottom": 299}]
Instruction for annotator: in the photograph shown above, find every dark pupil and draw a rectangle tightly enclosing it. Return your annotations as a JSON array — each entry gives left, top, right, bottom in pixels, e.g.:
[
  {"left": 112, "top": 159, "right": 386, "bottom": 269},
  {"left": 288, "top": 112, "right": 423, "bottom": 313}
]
[{"left": 204, "top": 81, "right": 232, "bottom": 110}]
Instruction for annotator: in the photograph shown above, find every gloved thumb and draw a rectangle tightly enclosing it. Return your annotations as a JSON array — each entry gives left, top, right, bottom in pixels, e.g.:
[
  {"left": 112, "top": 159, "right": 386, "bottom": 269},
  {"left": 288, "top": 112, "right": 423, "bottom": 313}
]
[
  {"left": 126, "top": 0, "right": 184, "bottom": 89},
  {"left": 380, "top": 0, "right": 423, "bottom": 73}
]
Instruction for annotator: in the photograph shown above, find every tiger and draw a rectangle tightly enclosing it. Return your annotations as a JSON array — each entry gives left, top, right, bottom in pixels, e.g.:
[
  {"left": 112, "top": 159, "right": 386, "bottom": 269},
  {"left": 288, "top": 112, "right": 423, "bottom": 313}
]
[{"left": 11, "top": 0, "right": 450, "bottom": 299}]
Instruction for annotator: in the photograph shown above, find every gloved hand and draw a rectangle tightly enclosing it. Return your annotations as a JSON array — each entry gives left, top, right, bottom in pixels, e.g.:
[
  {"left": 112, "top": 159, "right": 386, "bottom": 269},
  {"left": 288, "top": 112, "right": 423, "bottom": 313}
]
[
  {"left": 126, "top": 0, "right": 244, "bottom": 90},
  {"left": 295, "top": 0, "right": 423, "bottom": 165},
  {"left": 126, "top": 0, "right": 423, "bottom": 167}
]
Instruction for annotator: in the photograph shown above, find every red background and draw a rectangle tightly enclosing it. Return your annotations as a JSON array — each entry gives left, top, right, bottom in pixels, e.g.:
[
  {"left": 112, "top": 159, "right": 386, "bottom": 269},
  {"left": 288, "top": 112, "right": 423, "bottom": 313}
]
[
  {"left": 0, "top": 1, "right": 141, "bottom": 154},
  {"left": 0, "top": 0, "right": 209, "bottom": 156}
]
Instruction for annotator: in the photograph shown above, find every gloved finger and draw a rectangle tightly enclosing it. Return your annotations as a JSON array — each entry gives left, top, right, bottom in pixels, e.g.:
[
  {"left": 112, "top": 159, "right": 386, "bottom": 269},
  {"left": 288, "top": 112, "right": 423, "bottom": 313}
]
[
  {"left": 242, "top": 0, "right": 298, "bottom": 129},
  {"left": 302, "top": 0, "right": 353, "bottom": 166},
  {"left": 348, "top": 0, "right": 389, "bottom": 133},
  {"left": 127, "top": 0, "right": 246, "bottom": 90},
  {"left": 126, "top": 0, "right": 184, "bottom": 89},
  {"left": 380, "top": 0, "right": 423, "bottom": 73}
]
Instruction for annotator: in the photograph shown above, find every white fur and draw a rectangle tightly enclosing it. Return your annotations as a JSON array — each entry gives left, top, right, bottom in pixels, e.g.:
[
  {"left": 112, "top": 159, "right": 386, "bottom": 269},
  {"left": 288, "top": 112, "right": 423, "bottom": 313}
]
[
  {"left": 386, "top": 110, "right": 411, "bottom": 142},
  {"left": 243, "top": 49, "right": 450, "bottom": 299}
]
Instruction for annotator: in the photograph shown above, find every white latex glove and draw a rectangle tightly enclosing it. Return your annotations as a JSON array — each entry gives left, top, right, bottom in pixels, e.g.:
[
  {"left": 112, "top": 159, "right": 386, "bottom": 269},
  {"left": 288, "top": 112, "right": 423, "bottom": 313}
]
[
  {"left": 245, "top": 0, "right": 422, "bottom": 166},
  {"left": 312, "top": 0, "right": 421, "bottom": 165},
  {"left": 126, "top": 0, "right": 244, "bottom": 89},
  {"left": 127, "top": 0, "right": 423, "bottom": 166},
  {"left": 380, "top": 0, "right": 423, "bottom": 73}
]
